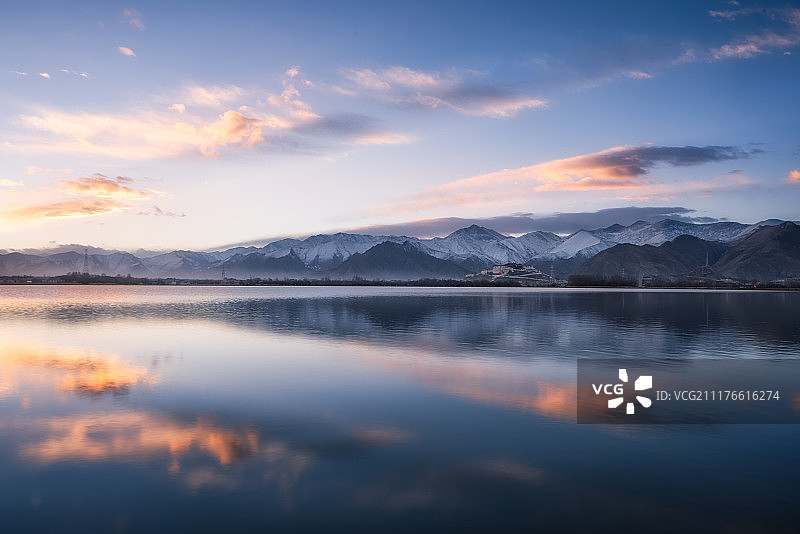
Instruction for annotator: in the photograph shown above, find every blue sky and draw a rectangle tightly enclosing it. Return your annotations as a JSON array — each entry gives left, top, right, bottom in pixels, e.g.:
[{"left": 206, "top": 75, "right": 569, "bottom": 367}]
[{"left": 1, "top": 1, "right": 798, "bottom": 250}]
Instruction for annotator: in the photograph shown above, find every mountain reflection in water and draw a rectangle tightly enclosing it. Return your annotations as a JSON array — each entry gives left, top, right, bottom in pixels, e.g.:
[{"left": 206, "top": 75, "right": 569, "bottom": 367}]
[{"left": 0, "top": 287, "right": 798, "bottom": 533}]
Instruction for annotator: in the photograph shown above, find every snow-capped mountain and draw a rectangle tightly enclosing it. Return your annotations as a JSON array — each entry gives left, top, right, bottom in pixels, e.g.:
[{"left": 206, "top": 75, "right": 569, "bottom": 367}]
[
  {"left": 421, "top": 225, "right": 518, "bottom": 265},
  {"left": 142, "top": 250, "right": 218, "bottom": 278},
  {"left": 593, "top": 219, "right": 751, "bottom": 246},
  {"left": 0, "top": 218, "right": 791, "bottom": 279},
  {"left": 502, "top": 230, "right": 564, "bottom": 259},
  {"left": 256, "top": 233, "right": 414, "bottom": 270},
  {"left": 575, "top": 222, "right": 800, "bottom": 281},
  {"left": 546, "top": 230, "right": 605, "bottom": 259},
  {"left": 418, "top": 225, "right": 564, "bottom": 268},
  {"left": 543, "top": 218, "right": 784, "bottom": 259},
  {"left": 0, "top": 251, "right": 151, "bottom": 277}
]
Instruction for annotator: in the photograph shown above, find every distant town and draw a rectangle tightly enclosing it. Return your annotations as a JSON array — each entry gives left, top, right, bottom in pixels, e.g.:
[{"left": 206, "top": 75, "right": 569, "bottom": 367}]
[{"left": 2, "top": 262, "right": 798, "bottom": 289}]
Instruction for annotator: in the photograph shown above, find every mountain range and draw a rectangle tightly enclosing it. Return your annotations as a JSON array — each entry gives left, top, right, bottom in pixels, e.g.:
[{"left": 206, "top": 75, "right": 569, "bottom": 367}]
[
  {"left": 574, "top": 221, "right": 800, "bottom": 281},
  {"left": 1, "top": 218, "right": 797, "bottom": 281}
]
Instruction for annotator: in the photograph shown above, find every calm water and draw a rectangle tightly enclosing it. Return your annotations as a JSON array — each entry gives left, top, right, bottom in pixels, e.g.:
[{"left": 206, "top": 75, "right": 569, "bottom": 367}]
[{"left": 1, "top": 286, "right": 798, "bottom": 533}]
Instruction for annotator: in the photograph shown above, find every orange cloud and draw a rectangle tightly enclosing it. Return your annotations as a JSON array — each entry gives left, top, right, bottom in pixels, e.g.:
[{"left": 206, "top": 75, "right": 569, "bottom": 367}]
[
  {"left": 372, "top": 144, "right": 756, "bottom": 215},
  {"left": 11, "top": 74, "right": 409, "bottom": 160},
  {"left": 24, "top": 412, "right": 259, "bottom": 466},
  {"left": 786, "top": 170, "right": 800, "bottom": 183},
  {"left": 15, "top": 107, "right": 273, "bottom": 159},
  {"left": 59, "top": 174, "right": 152, "bottom": 200},
  {"left": 19, "top": 411, "right": 315, "bottom": 497},
  {"left": 0, "top": 339, "right": 157, "bottom": 397},
  {"left": 201, "top": 110, "right": 264, "bottom": 157},
  {"left": 0, "top": 338, "right": 312, "bottom": 493},
  {"left": 346, "top": 342, "right": 577, "bottom": 421},
  {"left": 355, "top": 132, "right": 413, "bottom": 145},
  {"left": 6, "top": 199, "right": 128, "bottom": 221},
  {"left": 1, "top": 173, "right": 158, "bottom": 223},
  {"left": 118, "top": 46, "right": 136, "bottom": 57}
]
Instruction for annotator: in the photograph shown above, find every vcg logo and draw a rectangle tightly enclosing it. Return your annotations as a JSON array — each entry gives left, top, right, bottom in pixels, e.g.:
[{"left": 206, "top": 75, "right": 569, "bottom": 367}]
[{"left": 592, "top": 369, "right": 653, "bottom": 414}]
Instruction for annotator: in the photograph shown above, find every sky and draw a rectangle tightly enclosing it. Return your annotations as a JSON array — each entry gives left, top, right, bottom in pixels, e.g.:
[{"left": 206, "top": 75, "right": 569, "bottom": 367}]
[{"left": 1, "top": 0, "right": 799, "bottom": 251}]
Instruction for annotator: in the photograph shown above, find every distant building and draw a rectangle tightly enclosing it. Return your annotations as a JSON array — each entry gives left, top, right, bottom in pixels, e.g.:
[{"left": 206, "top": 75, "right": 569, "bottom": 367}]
[{"left": 467, "top": 263, "right": 559, "bottom": 286}]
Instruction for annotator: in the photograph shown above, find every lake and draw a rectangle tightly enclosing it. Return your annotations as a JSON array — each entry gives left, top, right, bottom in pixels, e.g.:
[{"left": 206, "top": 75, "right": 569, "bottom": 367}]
[{"left": 1, "top": 286, "right": 798, "bottom": 533}]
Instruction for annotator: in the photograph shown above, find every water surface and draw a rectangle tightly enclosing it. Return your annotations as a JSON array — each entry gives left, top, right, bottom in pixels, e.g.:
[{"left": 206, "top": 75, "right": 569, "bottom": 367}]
[{"left": 1, "top": 286, "right": 798, "bottom": 533}]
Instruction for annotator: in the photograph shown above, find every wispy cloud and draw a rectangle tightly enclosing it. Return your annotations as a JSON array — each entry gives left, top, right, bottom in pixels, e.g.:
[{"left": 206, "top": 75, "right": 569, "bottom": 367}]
[
  {"left": 118, "top": 46, "right": 136, "bottom": 57},
  {"left": 265, "top": 67, "right": 321, "bottom": 121},
  {"left": 200, "top": 110, "right": 264, "bottom": 157},
  {"left": 348, "top": 207, "right": 714, "bottom": 238},
  {"left": 137, "top": 205, "right": 185, "bottom": 217},
  {"left": 25, "top": 166, "right": 48, "bottom": 175},
  {"left": 354, "top": 132, "right": 412, "bottom": 146},
  {"left": 11, "top": 70, "right": 27, "bottom": 76},
  {"left": 13, "top": 106, "right": 284, "bottom": 159},
  {"left": 59, "top": 174, "right": 153, "bottom": 200},
  {"left": 122, "top": 8, "right": 145, "bottom": 30},
  {"left": 341, "top": 65, "right": 546, "bottom": 118},
  {"left": 2, "top": 174, "right": 156, "bottom": 223},
  {"left": 787, "top": 170, "right": 800, "bottom": 183},
  {"left": 345, "top": 66, "right": 450, "bottom": 91},
  {"left": 6, "top": 199, "right": 128, "bottom": 221},
  {"left": 625, "top": 70, "right": 653, "bottom": 79},
  {"left": 39, "top": 72, "right": 50, "bottom": 79},
  {"left": 185, "top": 84, "right": 244, "bottom": 108},
  {"left": 527, "top": 7, "right": 800, "bottom": 93},
  {"left": 376, "top": 145, "right": 759, "bottom": 215},
  {"left": 0, "top": 179, "right": 24, "bottom": 187},
  {"left": 709, "top": 7, "right": 800, "bottom": 60},
  {"left": 13, "top": 71, "right": 409, "bottom": 159},
  {"left": 58, "top": 68, "right": 89, "bottom": 78}
]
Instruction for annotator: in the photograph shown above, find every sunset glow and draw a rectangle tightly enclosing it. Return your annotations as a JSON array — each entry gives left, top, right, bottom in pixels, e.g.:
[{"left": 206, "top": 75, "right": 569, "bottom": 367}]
[{"left": 1, "top": 2, "right": 797, "bottom": 249}]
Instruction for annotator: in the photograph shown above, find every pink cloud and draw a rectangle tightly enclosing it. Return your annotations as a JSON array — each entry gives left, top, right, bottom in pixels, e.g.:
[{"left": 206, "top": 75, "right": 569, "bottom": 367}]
[
  {"left": 59, "top": 174, "right": 152, "bottom": 200},
  {"left": 122, "top": 8, "right": 145, "bottom": 30},
  {"left": 370, "top": 145, "right": 756, "bottom": 216},
  {"left": 6, "top": 199, "right": 127, "bottom": 221},
  {"left": 201, "top": 111, "right": 264, "bottom": 157},
  {"left": 786, "top": 170, "right": 800, "bottom": 183},
  {"left": 15, "top": 107, "right": 272, "bottom": 159},
  {"left": 354, "top": 133, "right": 412, "bottom": 146},
  {"left": 11, "top": 71, "right": 408, "bottom": 160},
  {"left": 2, "top": 174, "right": 160, "bottom": 224},
  {"left": 118, "top": 46, "right": 136, "bottom": 57}
]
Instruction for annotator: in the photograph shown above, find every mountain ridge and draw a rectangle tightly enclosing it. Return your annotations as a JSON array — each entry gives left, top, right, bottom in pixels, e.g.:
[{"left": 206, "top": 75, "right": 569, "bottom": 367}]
[
  {"left": 575, "top": 223, "right": 800, "bottom": 281},
  {"left": 1, "top": 218, "right": 794, "bottom": 280}
]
